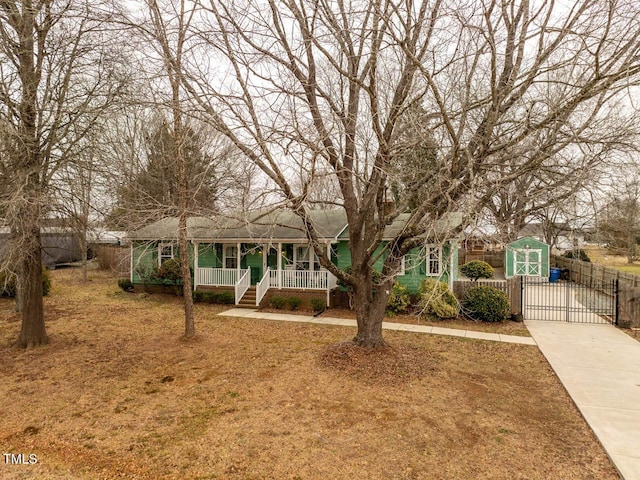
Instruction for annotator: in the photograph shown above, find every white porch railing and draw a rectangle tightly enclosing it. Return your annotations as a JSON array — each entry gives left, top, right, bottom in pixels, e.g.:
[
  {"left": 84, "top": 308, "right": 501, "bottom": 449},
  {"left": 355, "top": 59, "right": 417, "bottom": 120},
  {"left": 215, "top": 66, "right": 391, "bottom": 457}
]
[
  {"left": 269, "top": 269, "right": 337, "bottom": 290},
  {"left": 256, "top": 268, "right": 271, "bottom": 306},
  {"left": 196, "top": 268, "right": 244, "bottom": 286},
  {"left": 235, "top": 267, "right": 251, "bottom": 305}
]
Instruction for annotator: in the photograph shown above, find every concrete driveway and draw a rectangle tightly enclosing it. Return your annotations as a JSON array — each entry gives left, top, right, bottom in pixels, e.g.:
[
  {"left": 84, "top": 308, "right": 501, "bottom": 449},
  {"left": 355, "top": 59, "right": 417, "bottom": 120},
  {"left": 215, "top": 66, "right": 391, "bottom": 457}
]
[{"left": 526, "top": 320, "right": 640, "bottom": 479}]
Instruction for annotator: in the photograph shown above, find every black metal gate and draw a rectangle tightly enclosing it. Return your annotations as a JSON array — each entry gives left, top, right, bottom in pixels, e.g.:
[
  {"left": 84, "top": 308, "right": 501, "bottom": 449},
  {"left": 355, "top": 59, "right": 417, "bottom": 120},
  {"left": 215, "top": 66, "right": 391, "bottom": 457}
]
[{"left": 522, "top": 277, "right": 618, "bottom": 324}]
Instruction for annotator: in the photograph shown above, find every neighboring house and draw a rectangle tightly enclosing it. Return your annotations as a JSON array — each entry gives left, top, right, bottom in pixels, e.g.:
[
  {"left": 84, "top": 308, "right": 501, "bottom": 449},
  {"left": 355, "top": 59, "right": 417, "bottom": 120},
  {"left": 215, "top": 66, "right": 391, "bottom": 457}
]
[
  {"left": 517, "top": 223, "right": 585, "bottom": 252},
  {"left": 127, "top": 209, "right": 460, "bottom": 307},
  {"left": 87, "top": 229, "right": 129, "bottom": 246},
  {"left": 0, "top": 225, "right": 83, "bottom": 268}
]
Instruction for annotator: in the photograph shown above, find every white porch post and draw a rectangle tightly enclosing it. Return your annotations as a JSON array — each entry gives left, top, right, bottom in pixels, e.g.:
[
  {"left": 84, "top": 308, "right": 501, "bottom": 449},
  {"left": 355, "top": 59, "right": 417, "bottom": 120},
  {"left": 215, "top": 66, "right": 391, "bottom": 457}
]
[
  {"left": 448, "top": 242, "right": 454, "bottom": 290},
  {"left": 326, "top": 242, "right": 331, "bottom": 307},
  {"left": 237, "top": 241, "right": 241, "bottom": 276},
  {"left": 262, "top": 244, "right": 267, "bottom": 273},
  {"left": 277, "top": 242, "right": 282, "bottom": 288},
  {"left": 194, "top": 242, "right": 199, "bottom": 290},
  {"left": 129, "top": 243, "right": 134, "bottom": 283}
]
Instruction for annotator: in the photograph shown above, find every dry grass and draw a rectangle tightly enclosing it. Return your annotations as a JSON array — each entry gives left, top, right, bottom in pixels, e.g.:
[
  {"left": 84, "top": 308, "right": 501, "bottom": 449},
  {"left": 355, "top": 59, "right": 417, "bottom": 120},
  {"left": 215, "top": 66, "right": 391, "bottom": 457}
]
[
  {"left": 583, "top": 246, "right": 640, "bottom": 274},
  {"left": 0, "top": 268, "right": 618, "bottom": 479},
  {"left": 318, "top": 308, "right": 531, "bottom": 337}
]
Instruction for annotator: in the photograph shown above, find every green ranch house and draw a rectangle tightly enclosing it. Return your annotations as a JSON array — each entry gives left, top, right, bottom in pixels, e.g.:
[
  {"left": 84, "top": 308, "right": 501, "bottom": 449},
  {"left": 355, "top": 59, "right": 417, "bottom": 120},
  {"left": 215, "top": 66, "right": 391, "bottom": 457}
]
[{"left": 127, "top": 210, "right": 460, "bottom": 308}]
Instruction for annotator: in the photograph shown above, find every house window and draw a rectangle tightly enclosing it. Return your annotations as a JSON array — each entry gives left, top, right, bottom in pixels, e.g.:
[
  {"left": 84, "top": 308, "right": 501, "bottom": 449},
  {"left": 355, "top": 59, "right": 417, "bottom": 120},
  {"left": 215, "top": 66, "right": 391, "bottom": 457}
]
[
  {"left": 396, "top": 255, "right": 406, "bottom": 276},
  {"left": 426, "top": 245, "right": 441, "bottom": 276},
  {"left": 223, "top": 245, "right": 238, "bottom": 269},
  {"left": 294, "top": 244, "right": 318, "bottom": 270},
  {"left": 158, "top": 243, "right": 174, "bottom": 265}
]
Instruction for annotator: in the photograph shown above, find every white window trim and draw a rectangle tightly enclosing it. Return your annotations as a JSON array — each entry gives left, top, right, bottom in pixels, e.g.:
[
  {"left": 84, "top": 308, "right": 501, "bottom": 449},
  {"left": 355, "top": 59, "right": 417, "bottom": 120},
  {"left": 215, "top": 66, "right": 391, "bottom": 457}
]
[
  {"left": 293, "top": 243, "right": 317, "bottom": 270},
  {"left": 223, "top": 244, "right": 238, "bottom": 269},
  {"left": 426, "top": 245, "right": 442, "bottom": 276},
  {"left": 158, "top": 243, "right": 174, "bottom": 266},
  {"left": 397, "top": 255, "right": 406, "bottom": 276}
]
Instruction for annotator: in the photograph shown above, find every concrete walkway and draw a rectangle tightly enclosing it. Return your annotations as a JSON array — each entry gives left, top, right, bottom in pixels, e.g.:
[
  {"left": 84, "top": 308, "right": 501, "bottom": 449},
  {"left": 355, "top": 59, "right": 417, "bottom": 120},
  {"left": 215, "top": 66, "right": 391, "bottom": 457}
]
[
  {"left": 526, "top": 320, "right": 640, "bottom": 480},
  {"left": 219, "top": 308, "right": 536, "bottom": 345}
]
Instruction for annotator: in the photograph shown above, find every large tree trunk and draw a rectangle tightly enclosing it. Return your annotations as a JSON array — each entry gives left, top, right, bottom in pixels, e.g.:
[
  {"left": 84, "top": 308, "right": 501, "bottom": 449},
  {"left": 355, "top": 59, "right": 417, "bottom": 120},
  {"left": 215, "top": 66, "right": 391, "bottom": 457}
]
[
  {"left": 351, "top": 269, "right": 393, "bottom": 348},
  {"left": 178, "top": 212, "right": 195, "bottom": 337},
  {"left": 17, "top": 222, "right": 47, "bottom": 348},
  {"left": 80, "top": 229, "right": 88, "bottom": 282}
]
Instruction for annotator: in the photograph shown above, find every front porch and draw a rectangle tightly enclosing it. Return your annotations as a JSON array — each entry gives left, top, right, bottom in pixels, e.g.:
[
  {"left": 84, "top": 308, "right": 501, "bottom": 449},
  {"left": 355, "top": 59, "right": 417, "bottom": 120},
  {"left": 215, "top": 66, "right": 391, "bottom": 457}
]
[
  {"left": 195, "top": 267, "right": 337, "bottom": 307},
  {"left": 193, "top": 241, "right": 338, "bottom": 306}
]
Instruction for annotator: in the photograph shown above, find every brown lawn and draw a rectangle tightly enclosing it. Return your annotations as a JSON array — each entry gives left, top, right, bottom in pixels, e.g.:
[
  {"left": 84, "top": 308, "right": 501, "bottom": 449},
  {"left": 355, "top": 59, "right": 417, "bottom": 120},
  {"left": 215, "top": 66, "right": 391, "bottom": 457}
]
[
  {"left": 317, "top": 309, "right": 531, "bottom": 337},
  {"left": 0, "top": 267, "right": 618, "bottom": 479}
]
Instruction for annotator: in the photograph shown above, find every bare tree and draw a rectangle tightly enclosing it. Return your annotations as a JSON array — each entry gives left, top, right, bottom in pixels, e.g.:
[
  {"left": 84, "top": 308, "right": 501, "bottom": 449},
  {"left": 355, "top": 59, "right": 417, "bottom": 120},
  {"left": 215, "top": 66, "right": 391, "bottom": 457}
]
[
  {"left": 51, "top": 130, "right": 104, "bottom": 283},
  {"left": 597, "top": 176, "right": 640, "bottom": 263},
  {"left": 0, "top": 0, "right": 127, "bottom": 347},
  {"left": 174, "top": 0, "right": 640, "bottom": 347}
]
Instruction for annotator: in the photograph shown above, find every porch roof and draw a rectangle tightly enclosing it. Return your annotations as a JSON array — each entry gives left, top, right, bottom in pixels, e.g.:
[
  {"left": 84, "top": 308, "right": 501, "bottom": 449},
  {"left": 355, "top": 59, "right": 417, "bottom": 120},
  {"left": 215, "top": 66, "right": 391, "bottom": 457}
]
[{"left": 127, "top": 209, "right": 349, "bottom": 242}]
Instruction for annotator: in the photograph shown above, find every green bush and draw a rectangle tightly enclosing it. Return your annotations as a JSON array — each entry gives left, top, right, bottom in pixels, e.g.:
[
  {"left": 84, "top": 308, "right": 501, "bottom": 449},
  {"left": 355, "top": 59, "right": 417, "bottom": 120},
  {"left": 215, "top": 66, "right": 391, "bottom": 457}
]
[
  {"left": 155, "top": 258, "right": 183, "bottom": 284},
  {"left": 460, "top": 260, "right": 494, "bottom": 281},
  {"left": 42, "top": 269, "right": 51, "bottom": 296},
  {"left": 270, "top": 296, "right": 286, "bottom": 309},
  {"left": 462, "top": 285, "right": 510, "bottom": 323},
  {"left": 0, "top": 269, "right": 51, "bottom": 297},
  {"left": 118, "top": 278, "right": 134, "bottom": 292},
  {"left": 193, "top": 291, "right": 235, "bottom": 304},
  {"left": 310, "top": 298, "right": 326, "bottom": 312},
  {"left": 217, "top": 292, "right": 234, "bottom": 304},
  {"left": 193, "top": 291, "right": 218, "bottom": 303},
  {"left": 562, "top": 249, "right": 591, "bottom": 263},
  {"left": 418, "top": 279, "right": 459, "bottom": 319},
  {"left": 287, "top": 296, "right": 302, "bottom": 310},
  {"left": 387, "top": 283, "right": 410, "bottom": 314}
]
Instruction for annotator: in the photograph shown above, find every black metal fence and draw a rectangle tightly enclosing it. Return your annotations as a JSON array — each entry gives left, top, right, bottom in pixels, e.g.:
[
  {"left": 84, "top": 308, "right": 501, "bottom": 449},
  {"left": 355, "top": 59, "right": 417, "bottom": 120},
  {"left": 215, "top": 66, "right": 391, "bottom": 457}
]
[{"left": 521, "top": 277, "right": 618, "bottom": 324}]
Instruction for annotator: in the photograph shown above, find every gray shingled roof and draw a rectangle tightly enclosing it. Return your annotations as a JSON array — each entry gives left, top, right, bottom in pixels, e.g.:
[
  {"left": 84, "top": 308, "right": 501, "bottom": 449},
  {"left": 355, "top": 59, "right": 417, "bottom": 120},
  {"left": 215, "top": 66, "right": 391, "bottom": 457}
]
[
  {"left": 337, "top": 212, "right": 463, "bottom": 241},
  {"left": 129, "top": 209, "right": 462, "bottom": 242},
  {"left": 127, "top": 209, "right": 348, "bottom": 242}
]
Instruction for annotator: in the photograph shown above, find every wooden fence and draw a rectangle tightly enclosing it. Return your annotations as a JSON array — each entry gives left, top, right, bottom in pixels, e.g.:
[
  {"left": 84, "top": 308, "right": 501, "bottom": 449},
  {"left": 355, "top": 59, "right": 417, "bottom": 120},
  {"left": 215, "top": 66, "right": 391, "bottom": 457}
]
[
  {"left": 552, "top": 255, "right": 640, "bottom": 288},
  {"left": 459, "top": 250, "right": 504, "bottom": 268},
  {"left": 552, "top": 255, "right": 640, "bottom": 327},
  {"left": 453, "top": 278, "right": 522, "bottom": 318},
  {"left": 93, "top": 245, "right": 130, "bottom": 277}
]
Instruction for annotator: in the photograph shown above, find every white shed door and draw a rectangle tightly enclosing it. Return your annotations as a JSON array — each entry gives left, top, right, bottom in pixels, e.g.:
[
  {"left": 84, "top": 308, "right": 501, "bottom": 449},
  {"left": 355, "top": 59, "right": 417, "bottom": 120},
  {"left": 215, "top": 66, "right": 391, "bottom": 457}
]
[{"left": 515, "top": 249, "right": 541, "bottom": 276}]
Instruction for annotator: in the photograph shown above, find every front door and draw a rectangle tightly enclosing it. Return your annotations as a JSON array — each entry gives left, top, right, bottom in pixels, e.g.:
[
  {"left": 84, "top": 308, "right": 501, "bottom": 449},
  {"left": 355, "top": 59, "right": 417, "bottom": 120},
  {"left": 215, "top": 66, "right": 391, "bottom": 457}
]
[{"left": 514, "top": 249, "right": 541, "bottom": 276}]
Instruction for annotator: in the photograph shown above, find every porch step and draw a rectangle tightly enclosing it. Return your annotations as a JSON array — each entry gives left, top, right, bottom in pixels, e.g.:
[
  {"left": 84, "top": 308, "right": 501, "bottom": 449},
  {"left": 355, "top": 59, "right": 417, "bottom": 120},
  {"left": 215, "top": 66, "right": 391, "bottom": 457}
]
[{"left": 237, "top": 287, "right": 257, "bottom": 308}]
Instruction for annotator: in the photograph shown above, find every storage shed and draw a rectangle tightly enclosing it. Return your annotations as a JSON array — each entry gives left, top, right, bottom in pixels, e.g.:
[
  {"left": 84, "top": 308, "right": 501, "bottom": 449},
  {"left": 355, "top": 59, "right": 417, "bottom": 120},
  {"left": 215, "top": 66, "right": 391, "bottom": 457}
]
[{"left": 504, "top": 236, "right": 549, "bottom": 279}]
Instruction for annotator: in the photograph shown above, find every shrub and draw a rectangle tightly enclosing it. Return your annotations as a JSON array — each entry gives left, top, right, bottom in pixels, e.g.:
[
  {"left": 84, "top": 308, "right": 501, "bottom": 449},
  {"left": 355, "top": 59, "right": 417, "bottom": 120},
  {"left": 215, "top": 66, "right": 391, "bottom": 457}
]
[
  {"left": 155, "top": 258, "right": 183, "bottom": 284},
  {"left": 418, "top": 279, "right": 459, "bottom": 319},
  {"left": 462, "top": 285, "right": 510, "bottom": 323},
  {"left": 0, "top": 269, "right": 51, "bottom": 297},
  {"left": 217, "top": 292, "right": 235, "bottom": 304},
  {"left": 386, "top": 283, "right": 410, "bottom": 314},
  {"left": 193, "top": 291, "right": 206, "bottom": 302},
  {"left": 41, "top": 269, "right": 51, "bottom": 297},
  {"left": 133, "top": 264, "right": 157, "bottom": 292},
  {"left": 310, "top": 298, "right": 326, "bottom": 312},
  {"left": 194, "top": 291, "right": 218, "bottom": 303},
  {"left": 118, "top": 278, "right": 134, "bottom": 292},
  {"left": 562, "top": 249, "right": 591, "bottom": 263},
  {"left": 287, "top": 296, "right": 302, "bottom": 310},
  {"left": 193, "top": 291, "right": 235, "bottom": 304},
  {"left": 460, "top": 260, "right": 494, "bottom": 281},
  {"left": 270, "top": 296, "right": 286, "bottom": 309}
]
